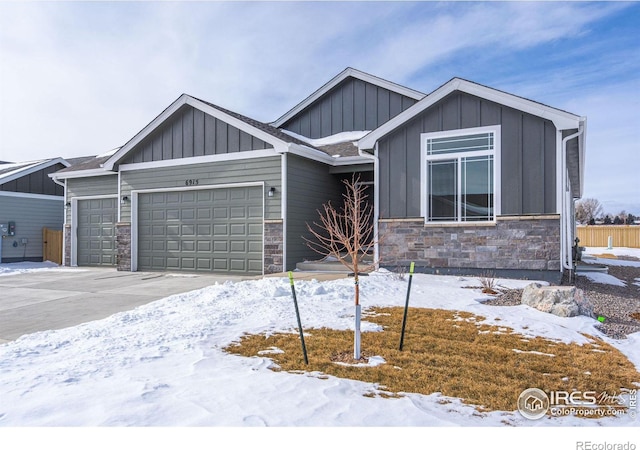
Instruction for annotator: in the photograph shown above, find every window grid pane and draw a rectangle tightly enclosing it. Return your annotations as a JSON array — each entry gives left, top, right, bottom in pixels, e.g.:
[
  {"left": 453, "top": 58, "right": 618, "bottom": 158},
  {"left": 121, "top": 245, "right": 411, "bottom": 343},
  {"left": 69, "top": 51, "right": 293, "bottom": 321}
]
[
  {"left": 425, "top": 130, "right": 495, "bottom": 222},
  {"left": 428, "top": 159, "right": 458, "bottom": 222},
  {"left": 427, "top": 132, "right": 493, "bottom": 155},
  {"left": 461, "top": 155, "right": 493, "bottom": 222}
]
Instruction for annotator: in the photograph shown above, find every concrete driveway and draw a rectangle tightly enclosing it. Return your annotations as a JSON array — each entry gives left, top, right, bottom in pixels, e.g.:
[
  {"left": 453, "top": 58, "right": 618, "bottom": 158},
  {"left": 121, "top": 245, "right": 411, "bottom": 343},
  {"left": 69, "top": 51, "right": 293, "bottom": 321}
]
[{"left": 0, "top": 267, "right": 253, "bottom": 344}]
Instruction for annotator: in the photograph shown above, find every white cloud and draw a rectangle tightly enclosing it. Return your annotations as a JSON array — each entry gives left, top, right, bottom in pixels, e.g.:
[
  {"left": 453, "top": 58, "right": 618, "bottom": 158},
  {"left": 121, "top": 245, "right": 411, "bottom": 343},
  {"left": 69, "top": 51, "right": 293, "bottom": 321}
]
[{"left": 0, "top": 0, "right": 636, "bottom": 185}]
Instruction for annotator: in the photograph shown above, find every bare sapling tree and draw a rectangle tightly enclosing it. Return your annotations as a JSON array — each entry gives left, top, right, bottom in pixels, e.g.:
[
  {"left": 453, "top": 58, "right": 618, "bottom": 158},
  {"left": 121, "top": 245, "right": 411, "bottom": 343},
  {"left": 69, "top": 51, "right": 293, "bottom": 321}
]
[{"left": 305, "top": 174, "right": 376, "bottom": 360}]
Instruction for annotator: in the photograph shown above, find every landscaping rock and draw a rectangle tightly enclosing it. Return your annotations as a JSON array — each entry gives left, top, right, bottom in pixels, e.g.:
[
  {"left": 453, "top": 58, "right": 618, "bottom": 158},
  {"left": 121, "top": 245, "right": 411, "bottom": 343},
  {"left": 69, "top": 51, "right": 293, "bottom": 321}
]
[{"left": 521, "top": 283, "right": 594, "bottom": 318}]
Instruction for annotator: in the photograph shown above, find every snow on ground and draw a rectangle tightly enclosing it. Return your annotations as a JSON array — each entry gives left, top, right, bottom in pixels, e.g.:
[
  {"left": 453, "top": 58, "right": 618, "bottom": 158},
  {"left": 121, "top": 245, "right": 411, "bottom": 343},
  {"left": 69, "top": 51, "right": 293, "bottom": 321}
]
[
  {"left": 583, "top": 247, "right": 640, "bottom": 267},
  {"left": 578, "top": 271, "right": 627, "bottom": 286},
  {"left": 0, "top": 254, "right": 639, "bottom": 446},
  {"left": 578, "top": 247, "right": 640, "bottom": 286},
  {"left": 0, "top": 261, "right": 67, "bottom": 276}
]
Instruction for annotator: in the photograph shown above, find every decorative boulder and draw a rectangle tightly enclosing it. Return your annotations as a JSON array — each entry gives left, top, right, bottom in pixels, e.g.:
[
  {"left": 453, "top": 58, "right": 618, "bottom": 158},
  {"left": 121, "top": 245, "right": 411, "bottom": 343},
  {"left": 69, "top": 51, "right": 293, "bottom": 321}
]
[{"left": 521, "top": 283, "right": 594, "bottom": 318}]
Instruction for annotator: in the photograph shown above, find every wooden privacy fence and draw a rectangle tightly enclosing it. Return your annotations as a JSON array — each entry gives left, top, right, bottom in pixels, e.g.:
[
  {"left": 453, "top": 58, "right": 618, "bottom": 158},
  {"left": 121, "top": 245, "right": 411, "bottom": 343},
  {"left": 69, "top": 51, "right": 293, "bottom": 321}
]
[
  {"left": 43, "top": 227, "right": 63, "bottom": 265},
  {"left": 576, "top": 226, "right": 640, "bottom": 248}
]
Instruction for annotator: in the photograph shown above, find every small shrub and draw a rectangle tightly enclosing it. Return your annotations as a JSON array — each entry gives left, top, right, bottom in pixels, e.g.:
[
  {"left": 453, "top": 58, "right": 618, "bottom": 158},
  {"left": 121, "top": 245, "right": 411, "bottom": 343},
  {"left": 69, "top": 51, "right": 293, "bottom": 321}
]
[{"left": 478, "top": 272, "right": 498, "bottom": 295}]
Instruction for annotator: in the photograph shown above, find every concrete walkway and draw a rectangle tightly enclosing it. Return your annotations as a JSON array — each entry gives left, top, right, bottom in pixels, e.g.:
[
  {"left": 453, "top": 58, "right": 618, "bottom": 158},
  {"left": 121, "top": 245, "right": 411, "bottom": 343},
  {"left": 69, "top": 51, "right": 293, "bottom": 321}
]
[{"left": 0, "top": 267, "right": 347, "bottom": 344}]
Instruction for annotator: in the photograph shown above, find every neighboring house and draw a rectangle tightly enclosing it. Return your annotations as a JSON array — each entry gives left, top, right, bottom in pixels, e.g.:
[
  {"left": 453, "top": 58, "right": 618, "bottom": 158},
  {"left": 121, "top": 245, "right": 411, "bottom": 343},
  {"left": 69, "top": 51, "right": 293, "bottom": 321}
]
[
  {"left": 51, "top": 68, "right": 586, "bottom": 281},
  {"left": 0, "top": 158, "right": 70, "bottom": 263}
]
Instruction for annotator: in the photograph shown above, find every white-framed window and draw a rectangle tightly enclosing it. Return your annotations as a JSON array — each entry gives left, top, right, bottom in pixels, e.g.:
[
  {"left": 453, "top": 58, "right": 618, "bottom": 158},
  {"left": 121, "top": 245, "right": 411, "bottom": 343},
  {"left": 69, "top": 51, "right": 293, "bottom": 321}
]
[{"left": 420, "top": 125, "right": 500, "bottom": 223}]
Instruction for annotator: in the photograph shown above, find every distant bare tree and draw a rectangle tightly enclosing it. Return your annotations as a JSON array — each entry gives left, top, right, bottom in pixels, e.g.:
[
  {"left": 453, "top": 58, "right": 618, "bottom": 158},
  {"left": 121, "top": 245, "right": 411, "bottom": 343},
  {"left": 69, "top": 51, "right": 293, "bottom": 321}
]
[
  {"left": 576, "top": 198, "right": 603, "bottom": 224},
  {"left": 304, "top": 175, "right": 377, "bottom": 360}
]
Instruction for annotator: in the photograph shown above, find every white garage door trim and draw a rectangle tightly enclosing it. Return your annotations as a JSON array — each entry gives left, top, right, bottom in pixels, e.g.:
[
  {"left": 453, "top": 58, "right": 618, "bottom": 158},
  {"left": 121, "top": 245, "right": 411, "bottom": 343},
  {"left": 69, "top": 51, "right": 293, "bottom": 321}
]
[
  {"left": 130, "top": 182, "right": 265, "bottom": 273},
  {"left": 70, "top": 195, "right": 118, "bottom": 267}
]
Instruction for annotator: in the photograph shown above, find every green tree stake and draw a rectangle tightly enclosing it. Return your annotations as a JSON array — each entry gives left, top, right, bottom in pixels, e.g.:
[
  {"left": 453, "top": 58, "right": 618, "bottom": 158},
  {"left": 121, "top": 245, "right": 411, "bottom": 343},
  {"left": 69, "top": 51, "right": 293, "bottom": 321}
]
[
  {"left": 399, "top": 262, "right": 415, "bottom": 351},
  {"left": 288, "top": 271, "right": 308, "bottom": 365}
]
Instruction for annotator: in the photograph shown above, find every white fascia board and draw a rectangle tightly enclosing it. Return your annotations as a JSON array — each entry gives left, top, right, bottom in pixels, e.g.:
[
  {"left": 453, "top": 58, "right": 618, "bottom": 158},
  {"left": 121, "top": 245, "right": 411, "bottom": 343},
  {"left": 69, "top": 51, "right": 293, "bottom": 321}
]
[
  {"left": 578, "top": 117, "right": 587, "bottom": 199},
  {"left": 103, "top": 94, "right": 191, "bottom": 171},
  {"left": 455, "top": 80, "right": 582, "bottom": 130},
  {"left": 0, "top": 157, "right": 70, "bottom": 185},
  {"left": 185, "top": 97, "right": 290, "bottom": 153},
  {"left": 271, "top": 67, "right": 425, "bottom": 128},
  {"left": 359, "top": 78, "right": 583, "bottom": 150},
  {"left": 49, "top": 168, "right": 117, "bottom": 180},
  {"left": 103, "top": 95, "right": 290, "bottom": 171},
  {"left": 118, "top": 149, "right": 280, "bottom": 172},
  {"left": 0, "top": 191, "right": 64, "bottom": 201},
  {"left": 284, "top": 143, "right": 371, "bottom": 167}
]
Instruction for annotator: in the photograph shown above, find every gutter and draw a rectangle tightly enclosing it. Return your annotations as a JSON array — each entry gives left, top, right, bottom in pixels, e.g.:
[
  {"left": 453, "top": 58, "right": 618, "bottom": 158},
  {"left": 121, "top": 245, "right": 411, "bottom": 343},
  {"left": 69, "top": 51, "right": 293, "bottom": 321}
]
[
  {"left": 560, "top": 122, "right": 585, "bottom": 273},
  {"left": 357, "top": 144, "right": 380, "bottom": 268}
]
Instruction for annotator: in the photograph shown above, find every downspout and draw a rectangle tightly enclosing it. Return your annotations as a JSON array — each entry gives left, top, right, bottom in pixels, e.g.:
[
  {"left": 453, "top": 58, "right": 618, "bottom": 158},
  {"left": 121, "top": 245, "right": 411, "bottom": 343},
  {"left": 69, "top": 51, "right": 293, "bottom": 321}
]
[
  {"left": 51, "top": 176, "right": 67, "bottom": 265},
  {"left": 274, "top": 146, "right": 289, "bottom": 272},
  {"left": 358, "top": 144, "right": 380, "bottom": 268},
  {"left": 561, "top": 124, "right": 584, "bottom": 274},
  {"left": 280, "top": 152, "right": 287, "bottom": 272}
]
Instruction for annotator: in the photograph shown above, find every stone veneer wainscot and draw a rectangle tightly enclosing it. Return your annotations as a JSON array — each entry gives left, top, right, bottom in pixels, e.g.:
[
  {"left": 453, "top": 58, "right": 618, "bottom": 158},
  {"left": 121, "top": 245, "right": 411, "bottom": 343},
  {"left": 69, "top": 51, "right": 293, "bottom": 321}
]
[{"left": 379, "top": 215, "right": 561, "bottom": 272}]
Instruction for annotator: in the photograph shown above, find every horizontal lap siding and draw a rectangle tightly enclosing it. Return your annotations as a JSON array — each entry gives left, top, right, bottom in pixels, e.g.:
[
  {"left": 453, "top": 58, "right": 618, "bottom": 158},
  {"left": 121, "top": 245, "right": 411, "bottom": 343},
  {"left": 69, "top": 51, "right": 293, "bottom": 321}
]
[
  {"left": 0, "top": 195, "right": 64, "bottom": 261},
  {"left": 120, "top": 157, "right": 282, "bottom": 222},
  {"left": 282, "top": 77, "right": 418, "bottom": 139},
  {"left": 378, "top": 92, "right": 558, "bottom": 218},
  {"left": 122, "top": 105, "right": 272, "bottom": 164},
  {"left": 66, "top": 175, "right": 118, "bottom": 223}
]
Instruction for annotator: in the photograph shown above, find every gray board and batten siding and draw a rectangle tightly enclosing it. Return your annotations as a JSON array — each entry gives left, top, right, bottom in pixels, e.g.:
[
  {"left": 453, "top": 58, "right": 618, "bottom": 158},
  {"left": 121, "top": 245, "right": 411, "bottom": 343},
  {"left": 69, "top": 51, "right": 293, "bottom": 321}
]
[
  {"left": 285, "top": 154, "right": 346, "bottom": 270},
  {"left": 0, "top": 195, "right": 64, "bottom": 262},
  {"left": 281, "top": 77, "right": 418, "bottom": 139},
  {"left": 378, "top": 91, "right": 560, "bottom": 219},
  {"left": 120, "top": 105, "right": 273, "bottom": 165},
  {"left": 0, "top": 163, "right": 66, "bottom": 196}
]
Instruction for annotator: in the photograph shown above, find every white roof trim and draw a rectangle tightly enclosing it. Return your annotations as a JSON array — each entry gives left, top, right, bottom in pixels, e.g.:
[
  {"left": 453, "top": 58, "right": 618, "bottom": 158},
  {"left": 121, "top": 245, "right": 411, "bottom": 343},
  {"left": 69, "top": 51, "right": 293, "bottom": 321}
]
[
  {"left": 102, "top": 94, "right": 290, "bottom": 171},
  {"left": 271, "top": 67, "right": 426, "bottom": 128},
  {"left": 118, "top": 149, "right": 279, "bottom": 172},
  {"left": 0, "top": 157, "right": 70, "bottom": 185},
  {"left": 49, "top": 168, "right": 117, "bottom": 180},
  {"left": 359, "top": 78, "right": 584, "bottom": 150},
  {"left": 284, "top": 143, "right": 372, "bottom": 167},
  {"left": 0, "top": 191, "right": 64, "bottom": 201}
]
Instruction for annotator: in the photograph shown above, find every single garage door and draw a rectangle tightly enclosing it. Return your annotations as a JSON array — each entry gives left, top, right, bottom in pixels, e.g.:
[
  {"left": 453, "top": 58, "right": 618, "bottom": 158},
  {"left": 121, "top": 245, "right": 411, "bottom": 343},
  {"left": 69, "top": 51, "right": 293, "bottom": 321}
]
[
  {"left": 77, "top": 197, "right": 117, "bottom": 266},
  {"left": 138, "top": 187, "right": 263, "bottom": 274}
]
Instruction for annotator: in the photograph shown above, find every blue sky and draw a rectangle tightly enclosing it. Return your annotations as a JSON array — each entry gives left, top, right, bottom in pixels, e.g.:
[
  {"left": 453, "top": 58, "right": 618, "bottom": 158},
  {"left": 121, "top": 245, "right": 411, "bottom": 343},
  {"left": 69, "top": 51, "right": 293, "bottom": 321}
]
[{"left": 0, "top": 1, "right": 638, "bottom": 214}]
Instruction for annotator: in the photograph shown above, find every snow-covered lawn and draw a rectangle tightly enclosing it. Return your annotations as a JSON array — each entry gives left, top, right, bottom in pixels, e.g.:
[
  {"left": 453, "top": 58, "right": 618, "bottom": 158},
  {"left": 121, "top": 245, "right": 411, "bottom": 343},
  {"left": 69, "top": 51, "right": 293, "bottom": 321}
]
[
  {"left": 579, "top": 247, "right": 640, "bottom": 286},
  {"left": 0, "top": 253, "right": 639, "bottom": 447}
]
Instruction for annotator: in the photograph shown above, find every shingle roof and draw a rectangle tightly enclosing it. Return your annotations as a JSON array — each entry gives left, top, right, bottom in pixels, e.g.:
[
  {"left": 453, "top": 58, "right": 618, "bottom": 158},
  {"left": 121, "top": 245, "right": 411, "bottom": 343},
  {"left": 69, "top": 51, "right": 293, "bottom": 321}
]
[
  {"left": 191, "top": 96, "right": 314, "bottom": 148},
  {"left": 55, "top": 155, "right": 109, "bottom": 173},
  {"left": 0, "top": 160, "right": 41, "bottom": 178}
]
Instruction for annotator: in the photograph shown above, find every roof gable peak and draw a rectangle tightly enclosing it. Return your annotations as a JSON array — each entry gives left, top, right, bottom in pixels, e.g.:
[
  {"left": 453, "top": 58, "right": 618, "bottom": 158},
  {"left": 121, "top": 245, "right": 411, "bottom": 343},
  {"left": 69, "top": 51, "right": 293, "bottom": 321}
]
[{"left": 271, "top": 67, "right": 425, "bottom": 128}]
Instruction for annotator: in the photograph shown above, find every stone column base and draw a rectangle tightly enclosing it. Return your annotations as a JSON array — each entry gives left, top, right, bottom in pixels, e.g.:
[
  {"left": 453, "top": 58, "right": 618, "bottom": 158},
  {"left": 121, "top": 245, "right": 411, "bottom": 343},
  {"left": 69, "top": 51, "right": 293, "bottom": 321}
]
[
  {"left": 264, "top": 220, "right": 284, "bottom": 274},
  {"left": 116, "top": 222, "right": 132, "bottom": 271}
]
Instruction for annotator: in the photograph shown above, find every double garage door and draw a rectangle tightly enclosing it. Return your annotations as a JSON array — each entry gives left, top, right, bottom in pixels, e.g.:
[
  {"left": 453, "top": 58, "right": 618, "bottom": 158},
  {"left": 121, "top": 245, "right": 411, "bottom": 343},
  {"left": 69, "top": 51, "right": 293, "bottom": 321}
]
[{"left": 137, "top": 187, "right": 263, "bottom": 274}]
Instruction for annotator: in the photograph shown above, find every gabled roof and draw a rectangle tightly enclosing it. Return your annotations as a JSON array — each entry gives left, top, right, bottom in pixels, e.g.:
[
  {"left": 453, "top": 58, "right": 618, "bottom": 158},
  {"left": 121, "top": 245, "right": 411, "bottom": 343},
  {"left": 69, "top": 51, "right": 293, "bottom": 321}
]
[
  {"left": 102, "top": 94, "right": 316, "bottom": 171},
  {"left": 271, "top": 67, "right": 426, "bottom": 128},
  {"left": 0, "top": 157, "right": 69, "bottom": 185},
  {"left": 359, "top": 77, "right": 586, "bottom": 150}
]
